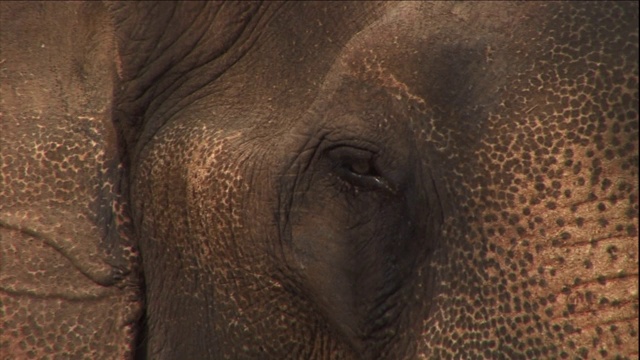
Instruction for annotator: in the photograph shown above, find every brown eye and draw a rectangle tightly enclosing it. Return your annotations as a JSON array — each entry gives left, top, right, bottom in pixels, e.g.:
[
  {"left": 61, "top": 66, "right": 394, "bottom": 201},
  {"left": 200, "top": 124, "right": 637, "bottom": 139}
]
[{"left": 348, "top": 159, "right": 374, "bottom": 176}]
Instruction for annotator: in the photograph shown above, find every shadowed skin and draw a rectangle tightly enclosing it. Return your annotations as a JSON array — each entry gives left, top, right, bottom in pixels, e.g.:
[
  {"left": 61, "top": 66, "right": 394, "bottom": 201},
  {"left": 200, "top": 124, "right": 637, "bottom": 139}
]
[{"left": 1, "top": 1, "right": 638, "bottom": 359}]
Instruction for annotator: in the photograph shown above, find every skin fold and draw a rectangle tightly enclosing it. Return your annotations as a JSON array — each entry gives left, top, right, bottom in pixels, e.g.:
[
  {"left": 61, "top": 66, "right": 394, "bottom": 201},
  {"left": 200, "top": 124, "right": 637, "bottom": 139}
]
[{"left": 1, "top": 1, "right": 638, "bottom": 359}]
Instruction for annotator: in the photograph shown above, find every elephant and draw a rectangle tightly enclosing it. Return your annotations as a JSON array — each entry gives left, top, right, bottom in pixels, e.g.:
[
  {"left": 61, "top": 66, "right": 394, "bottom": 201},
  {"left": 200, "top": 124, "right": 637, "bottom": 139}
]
[{"left": 1, "top": 1, "right": 638, "bottom": 359}]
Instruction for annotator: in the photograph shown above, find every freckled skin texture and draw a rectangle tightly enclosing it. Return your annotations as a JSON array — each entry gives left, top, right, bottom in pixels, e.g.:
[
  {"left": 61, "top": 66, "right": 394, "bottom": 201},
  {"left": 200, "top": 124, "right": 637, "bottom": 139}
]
[
  {"left": 1, "top": 2, "right": 141, "bottom": 359},
  {"left": 1, "top": 1, "right": 638, "bottom": 359}
]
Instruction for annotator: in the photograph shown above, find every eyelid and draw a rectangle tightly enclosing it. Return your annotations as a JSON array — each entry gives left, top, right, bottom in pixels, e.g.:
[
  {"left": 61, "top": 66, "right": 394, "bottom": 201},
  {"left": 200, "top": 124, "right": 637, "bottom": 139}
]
[
  {"left": 325, "top": 145, "right": 394, "bottom": 192},
  {"left": 326, "top": 145, "right": 376, "bottom": 162}
]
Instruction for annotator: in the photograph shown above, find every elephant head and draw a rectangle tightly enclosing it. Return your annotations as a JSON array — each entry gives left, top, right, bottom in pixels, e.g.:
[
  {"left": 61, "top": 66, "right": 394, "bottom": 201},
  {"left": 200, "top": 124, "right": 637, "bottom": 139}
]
[{"left": 1, "top": 1, "right": 637, "bottom": 359}]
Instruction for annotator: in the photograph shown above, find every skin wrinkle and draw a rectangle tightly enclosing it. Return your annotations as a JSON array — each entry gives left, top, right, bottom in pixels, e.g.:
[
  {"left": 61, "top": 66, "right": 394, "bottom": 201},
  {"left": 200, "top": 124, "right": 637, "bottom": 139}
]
[
  {"left": 0, "top": 219, "right": 116, "bottom": 288},
  {"left": 132, "top": 3, "right": 632, "bottom": 356},
  {"left": 280, "top": 66, "right": 430, "bottom": 352},
  {"left": 1, "top": 2, "right": 141, "bottom": 358},
  {"left": 114, "top": 2, "right": 275, "bottom": 162},
  {"left": 276, "top": 130, "right": 327, "bottom": 252},
  {"left": 278, "top": 121, "right": 408, "bottom": 353},
  {"left": 3, "top": 1, "right": 638, "bottom": 359}
]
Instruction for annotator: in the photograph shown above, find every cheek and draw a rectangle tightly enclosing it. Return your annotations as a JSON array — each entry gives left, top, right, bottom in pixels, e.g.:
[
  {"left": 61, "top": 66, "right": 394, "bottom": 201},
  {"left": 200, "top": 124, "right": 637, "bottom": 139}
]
[
  {"left": 132, "top": 126, "right": 248, "bottom": 278},
  {"left": 185, "top": 139, "right": 247, "bottom": 268}
]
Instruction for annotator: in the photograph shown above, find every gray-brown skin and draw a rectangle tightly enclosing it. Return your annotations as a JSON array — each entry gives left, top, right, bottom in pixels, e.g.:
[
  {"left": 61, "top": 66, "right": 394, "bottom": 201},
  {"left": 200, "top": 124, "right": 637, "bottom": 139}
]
[
  {"left": 1, "top": 1, "right": 638, "bottom": 360},
  {"left": 1, "top": 2, "right": 140, "bottom": 359}
]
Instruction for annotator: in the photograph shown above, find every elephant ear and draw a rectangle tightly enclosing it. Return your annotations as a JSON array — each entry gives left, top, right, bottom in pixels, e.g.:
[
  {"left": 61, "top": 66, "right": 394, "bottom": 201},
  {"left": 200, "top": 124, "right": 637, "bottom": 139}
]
[{"left": 0, "top": 2, "right": 141, "bottom": 358}]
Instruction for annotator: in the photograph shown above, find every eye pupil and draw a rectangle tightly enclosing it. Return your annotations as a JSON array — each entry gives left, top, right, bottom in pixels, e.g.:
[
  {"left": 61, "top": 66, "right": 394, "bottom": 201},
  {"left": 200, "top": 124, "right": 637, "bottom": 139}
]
[{"left": 349, "top": 160, "right": 372, "bottom": 175}]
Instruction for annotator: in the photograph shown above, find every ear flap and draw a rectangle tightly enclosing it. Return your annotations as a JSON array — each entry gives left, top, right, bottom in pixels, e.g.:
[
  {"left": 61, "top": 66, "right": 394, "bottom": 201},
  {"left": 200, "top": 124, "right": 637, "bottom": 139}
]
[{"left": 0, "top": 1, "right": 141, "bottom": 358}]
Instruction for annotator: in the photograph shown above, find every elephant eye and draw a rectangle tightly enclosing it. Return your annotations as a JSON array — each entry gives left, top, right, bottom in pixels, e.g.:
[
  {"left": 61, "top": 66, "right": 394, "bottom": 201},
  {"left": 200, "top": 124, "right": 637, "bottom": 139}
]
[
  {"left": 347, "top": 158, "right": 374, "bottom": 176},
  {"left": 326, "top": 145, "right": 391, "bottom": 191}
]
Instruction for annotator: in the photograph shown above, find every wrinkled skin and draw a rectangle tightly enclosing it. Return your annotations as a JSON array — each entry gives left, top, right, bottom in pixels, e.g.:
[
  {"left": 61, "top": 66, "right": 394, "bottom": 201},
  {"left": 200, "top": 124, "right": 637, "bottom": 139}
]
[{"left": 1, "top": 1, "right": 638, "bottom": 359}]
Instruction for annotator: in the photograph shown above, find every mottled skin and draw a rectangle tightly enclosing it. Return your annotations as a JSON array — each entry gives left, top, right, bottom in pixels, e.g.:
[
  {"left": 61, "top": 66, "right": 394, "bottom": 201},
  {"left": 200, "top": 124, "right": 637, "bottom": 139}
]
[
  {"left": 1, "top": 1, "right": 638, "bottom": 360},
  {"left": 1, "top": 2, "right": 140, "bottom": 359}
]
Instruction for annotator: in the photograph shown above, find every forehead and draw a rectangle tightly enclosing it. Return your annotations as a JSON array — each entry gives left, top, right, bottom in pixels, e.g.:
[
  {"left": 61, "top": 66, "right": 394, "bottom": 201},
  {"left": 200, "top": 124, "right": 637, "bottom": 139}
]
[
  {"left": 327, "top": 2, "right": 635, "bottom": 115},
  {"left": 326, "top": 3, "right": 537, "bottom": 107},
  {"left": 338, "top": 3, "right": 533, "bottom": 64}
]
